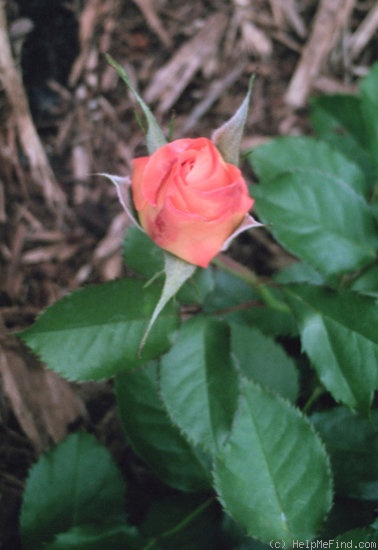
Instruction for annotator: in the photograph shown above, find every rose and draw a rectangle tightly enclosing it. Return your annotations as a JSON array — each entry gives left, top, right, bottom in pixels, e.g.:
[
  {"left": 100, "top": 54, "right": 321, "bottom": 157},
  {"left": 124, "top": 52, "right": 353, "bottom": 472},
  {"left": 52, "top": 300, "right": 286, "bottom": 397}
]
[
  {"left": 131, "top": 138, "right": 254, "bottom": 267},
  {"left": 131, "top": 137, "right": 254, "bottom": 267}
]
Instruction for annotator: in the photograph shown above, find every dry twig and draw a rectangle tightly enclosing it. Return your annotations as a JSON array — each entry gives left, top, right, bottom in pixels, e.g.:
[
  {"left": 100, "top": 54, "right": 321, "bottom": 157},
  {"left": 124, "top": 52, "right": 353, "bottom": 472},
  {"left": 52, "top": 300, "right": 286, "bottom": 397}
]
[
  {"left": 348, "top": 3, "right": 378, "bottom": 61},
  {"left": 270, "top": 0, "right": 306, "bottom": 38},
  {"left": 131, "top": 0, "right": 172, "bottom": 48},
  {"left": 144, "top": 13, "right": 228, "bottom": 114},
  {"left": 285, "top": 0, "right": 355, "bottom": 108},
  {"left": 69, "top": 0, "right": 120, "bottom": 86},
  {"left": 180, "top": 62, "right": 248, "bottom": 135},
  {"left": 1, "top": 338, "right": 86, "bottom": 453},
  {"left": 0, "top": 0, "right": 65, "bottom": 209}
]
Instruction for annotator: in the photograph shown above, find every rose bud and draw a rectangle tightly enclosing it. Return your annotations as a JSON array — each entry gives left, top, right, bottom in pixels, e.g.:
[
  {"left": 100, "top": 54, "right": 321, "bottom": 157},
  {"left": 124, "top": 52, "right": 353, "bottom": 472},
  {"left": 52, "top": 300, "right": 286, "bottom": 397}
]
[{"left": 131, "top": 137, "right": 255, "bottom": 267}]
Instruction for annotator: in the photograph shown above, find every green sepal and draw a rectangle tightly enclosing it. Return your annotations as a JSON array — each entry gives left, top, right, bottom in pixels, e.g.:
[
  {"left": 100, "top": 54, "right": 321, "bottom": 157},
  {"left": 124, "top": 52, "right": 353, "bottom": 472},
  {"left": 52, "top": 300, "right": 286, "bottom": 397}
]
[
  {"left": 212, "top": 75, "right": 254, "bottom": 165},
  {"left": 106, "top": 54, "right": 166, "bottom": 154},
  {"left": 139, "top": 254, "right": 196, "bottom": 351}
]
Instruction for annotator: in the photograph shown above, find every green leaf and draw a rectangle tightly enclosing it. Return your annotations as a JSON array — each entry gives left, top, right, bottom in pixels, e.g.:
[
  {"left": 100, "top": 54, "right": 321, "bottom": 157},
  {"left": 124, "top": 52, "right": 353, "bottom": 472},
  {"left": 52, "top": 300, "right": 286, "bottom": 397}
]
[
  {"left": 123, "top": 226, "right": 164, "bottom": 278},
  {"left": 106, "top": 55, "right": 166, "bottom": 154},
  {"left": 20, "top": 432, "right": 127, "bottom": 550},
  {"left": 139, "top": 494, "right": 218, "bottom": 550},
  {"left": 359, "top": 62, "right": 378, "bottom": 170},
  {"left": 230, "top": 323, "right": 299, "bottom": 403},
  {"left": 159, "top": 316, "right": 239, "bottom": 453},
  {"left": 285, "top": 284, "right": 378, "bottom": 413},
  {"left": 351, "top": 264, "right": 378, "bottom": 298},
  {"left": 310, "top": 95, "right": 376, "bottom": 186},
  {"left": 359, "top": 62, "right": 378, "bottom": 106},
  {"left": 19, "top": 279, "right": 179, "bottom": 381},
  {"left": 333, "top": 526, "right": 378, "bottom": 545},
  {"left": 310, "top": 58, "right": 378, "bottom": 172},
  {"left": 250, "top": 168, "right": 377, "bottom": 278},
  {"left": 176, "top": 266, "right": 215, "bottom": 306},
  {"left": 249, "top": 136, "right": 369, "bottom": 197},
  {"left": 214, "top": 379, "right": 332, "bottom": 544},
  {"left": 203, "top": 270, "right": 298, "bottom": 337},
  {"left": 221, "top": 514, "right": 271, "bottom": 550},
  {"left": 274, "top": 262, "right": 325, "bottom": 286},
  {"left": 115, "top": 363, "right": 211, "bottom": 492},
  {"left": 43, "top": 524, "right": 144, "bottom": 550},
  {"left": 312, "top": 407, "right": 378, "bottom": 501},
  {"left": 204, "top": 269, "right": 258, "bottom": 311},
  {"left": 212, "top": 75, "right": 254, "bottom": 165},
  {"left": 310, "top": 95, "right": 371, "bottom": 155},
  {"left": 139, "top": 254, "right": 196, "bottom": 351}
]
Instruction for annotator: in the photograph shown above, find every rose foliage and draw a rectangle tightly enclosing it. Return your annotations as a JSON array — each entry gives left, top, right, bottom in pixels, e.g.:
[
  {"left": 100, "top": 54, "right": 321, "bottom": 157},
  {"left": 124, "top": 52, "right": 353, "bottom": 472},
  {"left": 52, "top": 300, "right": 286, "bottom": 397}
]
[{"left": 19, "top": 60, "right": 378, "bottom": 549}]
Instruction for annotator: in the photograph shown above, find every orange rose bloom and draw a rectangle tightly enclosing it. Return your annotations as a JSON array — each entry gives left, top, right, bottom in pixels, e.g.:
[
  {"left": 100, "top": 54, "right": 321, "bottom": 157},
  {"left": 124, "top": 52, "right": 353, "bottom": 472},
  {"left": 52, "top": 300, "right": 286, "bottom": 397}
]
[{"left": 131, "top": 137, "right": 254, "bottom": 267}]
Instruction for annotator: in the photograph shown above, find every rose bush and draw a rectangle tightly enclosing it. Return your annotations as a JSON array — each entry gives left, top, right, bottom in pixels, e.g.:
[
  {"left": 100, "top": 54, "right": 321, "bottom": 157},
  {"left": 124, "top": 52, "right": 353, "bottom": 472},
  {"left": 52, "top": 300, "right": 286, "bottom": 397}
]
[{"left": 131, "top": 137, "right": 254, "bottom": 267}]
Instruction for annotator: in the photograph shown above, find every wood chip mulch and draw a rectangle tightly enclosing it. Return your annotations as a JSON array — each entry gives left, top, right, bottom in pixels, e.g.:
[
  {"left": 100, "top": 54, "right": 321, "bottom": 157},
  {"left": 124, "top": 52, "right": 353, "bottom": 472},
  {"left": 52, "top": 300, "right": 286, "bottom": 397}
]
[{"left": 0, "top": 0, "right": 377, "bottom": 547}]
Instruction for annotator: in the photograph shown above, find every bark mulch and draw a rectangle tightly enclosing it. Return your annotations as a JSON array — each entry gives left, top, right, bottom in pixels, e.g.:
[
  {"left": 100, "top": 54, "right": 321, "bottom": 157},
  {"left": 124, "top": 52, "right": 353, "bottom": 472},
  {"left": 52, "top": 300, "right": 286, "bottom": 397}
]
[{"left": 1, "top": 0, "right": 377, "bottom": 547}]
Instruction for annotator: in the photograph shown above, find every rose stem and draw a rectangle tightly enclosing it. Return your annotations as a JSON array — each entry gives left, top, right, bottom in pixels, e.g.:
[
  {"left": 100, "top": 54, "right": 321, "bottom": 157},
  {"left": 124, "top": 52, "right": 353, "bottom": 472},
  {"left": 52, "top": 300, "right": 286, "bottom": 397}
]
[{"left": 212, "top": 253, "right": 290, "bottom": 313}]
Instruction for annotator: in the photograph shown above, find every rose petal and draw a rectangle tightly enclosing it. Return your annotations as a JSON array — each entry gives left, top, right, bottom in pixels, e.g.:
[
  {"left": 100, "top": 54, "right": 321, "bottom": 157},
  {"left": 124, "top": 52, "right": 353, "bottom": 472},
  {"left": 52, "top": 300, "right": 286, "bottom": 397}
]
[
  {"left": 169, "top": 166, "right": 252, "bottom": 220},
  {"left": 128, "top": 138, "right": 258, "bottom": 267},
  {"left": 142, "top": 201, "right": 252, "bottom": 267},
  {"left": 131, "top": 158, "right": 150, "bottom": 210},
  {"left": 138, "top": 139, "right": 193, "bottom": 206}
]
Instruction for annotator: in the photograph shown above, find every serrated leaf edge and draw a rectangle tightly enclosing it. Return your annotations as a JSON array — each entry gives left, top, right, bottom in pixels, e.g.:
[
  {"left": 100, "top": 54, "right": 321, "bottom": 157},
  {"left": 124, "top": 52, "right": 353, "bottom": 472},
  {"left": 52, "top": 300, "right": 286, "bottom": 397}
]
[{"left": 212, "top": 378, "right": 333, "bottom": 544}]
